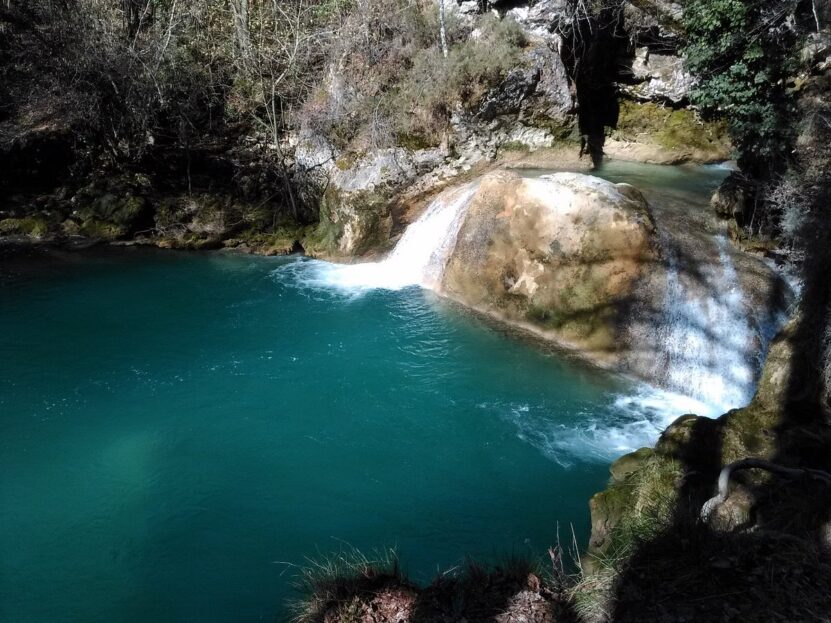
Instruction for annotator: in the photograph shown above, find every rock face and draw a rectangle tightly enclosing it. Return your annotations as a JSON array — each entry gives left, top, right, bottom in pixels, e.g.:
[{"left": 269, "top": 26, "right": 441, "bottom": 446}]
[
  {"left": 440, "top": 171, "right": 658, "bottom": 363},
  {"left": 477, "top": 44, "right": 573, "bottom": 124},
  {"left": 295, "top": 135, "right": 445, "bottom": 257},
  {"left": 625, "top": 47, "right": 694, "bottom": 104}
]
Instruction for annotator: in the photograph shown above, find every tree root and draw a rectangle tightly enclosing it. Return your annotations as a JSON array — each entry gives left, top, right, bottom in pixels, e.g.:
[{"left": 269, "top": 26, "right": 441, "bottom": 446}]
[{"left": 701, "top": 458, "right": 831, "bottom": 521}]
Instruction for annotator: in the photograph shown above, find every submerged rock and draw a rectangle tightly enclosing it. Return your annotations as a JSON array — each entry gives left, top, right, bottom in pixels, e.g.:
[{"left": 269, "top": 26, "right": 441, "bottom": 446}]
[{"left": 440, "top": 170, "right": 658, "bottom": 365}]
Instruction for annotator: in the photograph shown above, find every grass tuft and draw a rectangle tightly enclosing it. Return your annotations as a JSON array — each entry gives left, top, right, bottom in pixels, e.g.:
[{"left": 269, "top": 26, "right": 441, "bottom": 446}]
[{"left": 288, "top": 545, "right": 404, "bottom": 623}]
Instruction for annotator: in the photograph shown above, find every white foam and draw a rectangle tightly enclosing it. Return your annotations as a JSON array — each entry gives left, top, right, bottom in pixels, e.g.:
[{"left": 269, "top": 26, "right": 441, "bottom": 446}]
[
  {"left": 496, "top": 384, "right": 722, "bottom": 467},
  {"left": 288, "top": 184, "right": 478, "bottom": 294},
  {"left": 658, "top": 235, "right": 755, "bottom": 413}
]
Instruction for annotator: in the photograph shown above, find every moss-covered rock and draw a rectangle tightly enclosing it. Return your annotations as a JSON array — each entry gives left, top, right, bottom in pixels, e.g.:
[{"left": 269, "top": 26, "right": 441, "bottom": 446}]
[
  {"left": 588, "top": 449, "right": 682, "bottom": 563},
  {"left": 73, "top": 174, "right": 153, "bottom": 239},
  {"left": 296, "top": 143, "right": 444, "bottom": 258},
  {"left": 584, "top": 312, "right": 826, "bottom": 567},
  {"left": 78, "top": 219, "right": 125, "bottom": 240},
  {"left": 609, "top": 447, "right": 653, "bottom": 483},
  {"left": 0, "top": 216, "right": 51, "bottom": 238},
  {"left": 608, "top": 100, "right": 731, "bottom": 164},
  {"left": 224, "top": 227, "right": 303, "bottom": 256},
  {"left": 317, "top": 185, "right": 393, "bottom": 257}
]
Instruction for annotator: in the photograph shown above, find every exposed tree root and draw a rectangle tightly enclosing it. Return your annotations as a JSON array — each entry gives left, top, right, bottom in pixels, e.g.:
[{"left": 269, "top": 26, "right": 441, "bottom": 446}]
[{"left": 701, "top": 458, "right": 831, "bottom": 521}]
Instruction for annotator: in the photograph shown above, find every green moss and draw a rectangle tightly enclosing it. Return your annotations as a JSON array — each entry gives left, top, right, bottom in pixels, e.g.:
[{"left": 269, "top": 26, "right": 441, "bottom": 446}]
[
  {"left": 312, "top": 186, "right": 393, "bottom": 256},
  {"left": 335, "top": 152, "right": 359, "bottom": 171},
  {"left": 589, "top": 452, "right": 683, "bottom": 562},
  {"left": 719, "top": 404, "right": 779, "bottom": 464},
  {"left": 231, "top": 229, "right": 302, "bottom": 255},
  {"left": 615, "top": 100, "right": 730, "bottom": 155},
  {"left": 499, "top": 141, "right": 531, "bottom": 152},
  {"left": 157, "top": 234, "right": 222, "bottom": 250},
  {"left": 395, "top": 132, "right": 438, "bottom": 151},
  {"left": 610, "top": 447, "right": 653, "bottom": 483},
  {"left": 79, "top": 219, "right": 125, "bottom": 240},
  {"left": 0, "top": 217, "right": 50, "bottom": 238},
  {"left": 299, "top": 223, "right": 333, "bottom": 257},
  {"left": 525, "top": 117, "right": 577, "bottom": 142}
]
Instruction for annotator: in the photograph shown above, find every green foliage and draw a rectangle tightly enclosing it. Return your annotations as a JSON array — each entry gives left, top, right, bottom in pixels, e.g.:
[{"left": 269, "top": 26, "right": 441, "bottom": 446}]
[{"left": 683, "top": 0, "right": 798, "bottom": 172}]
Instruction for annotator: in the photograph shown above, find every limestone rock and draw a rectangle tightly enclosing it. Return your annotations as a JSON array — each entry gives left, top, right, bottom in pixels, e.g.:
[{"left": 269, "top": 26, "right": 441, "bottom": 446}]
[
  {"left": 293, "top": 131, "right": 336, "bottom": 173},
  {"left": 477, "top": 43, "right": 573, "bottom": 127},
  {"left": 505, "top": 0, "right": 572, "bottom": 40},
  {"left": 623, "top": 0, "right": 685, "bottom": 39},
  {"left": 310, "top": 147, "right": 445, "bottom": 257},
  {"left": 626, "top": 47, "right": 694, "bottom": 104},
  {"left": 440, "top": 170, "right": 658, "bottom": 363}
]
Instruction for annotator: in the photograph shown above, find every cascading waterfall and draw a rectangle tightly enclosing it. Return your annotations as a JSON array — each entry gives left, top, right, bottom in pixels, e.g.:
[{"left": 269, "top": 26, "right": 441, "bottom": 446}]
[
  {"left": 658, "top": 235, "right": 755, "bottom": 413},
  {"left": 279, "top": 179, "right": 775, "bottom": 461},
  {"left": 297, "top": 186, "right": 761, "bottom": 420},
  {"left": 304, "top": 183, "right": 477, "bottom": 292}
]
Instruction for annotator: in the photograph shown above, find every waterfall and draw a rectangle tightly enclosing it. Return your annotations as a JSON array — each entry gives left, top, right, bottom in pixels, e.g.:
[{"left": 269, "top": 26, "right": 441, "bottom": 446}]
[
  {"left": 658, "top": 235, "right": 755, "bottom": 412},
  {"left": 289, "top": 176, "right": 763, "bottom": 418},
  {"left": 307, "top": 183, "right": 477, "bottom": 292}
]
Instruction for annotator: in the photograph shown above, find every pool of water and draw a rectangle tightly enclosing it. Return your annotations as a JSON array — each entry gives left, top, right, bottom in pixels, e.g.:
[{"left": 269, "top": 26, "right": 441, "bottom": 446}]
[
  {"left": 0, "top": 159, "right": 748, "bottom": 622},
  {"left": 0, "top": 244, "right": 679, "bottom": 622}
]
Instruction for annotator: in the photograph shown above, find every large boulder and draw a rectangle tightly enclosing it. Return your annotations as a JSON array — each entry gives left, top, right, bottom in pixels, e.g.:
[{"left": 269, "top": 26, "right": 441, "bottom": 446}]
[
  {"left": 711, "top": 171, "right": 751, "bottom": 223},
  {"left": 440, "top": 170, "right": 658, "bottom": 363}
]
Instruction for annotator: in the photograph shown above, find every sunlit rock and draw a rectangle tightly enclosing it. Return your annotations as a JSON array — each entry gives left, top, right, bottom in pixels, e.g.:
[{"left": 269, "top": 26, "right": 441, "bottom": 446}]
[{"left": 441, "top": 170, "right": 658, "bottom": 365}]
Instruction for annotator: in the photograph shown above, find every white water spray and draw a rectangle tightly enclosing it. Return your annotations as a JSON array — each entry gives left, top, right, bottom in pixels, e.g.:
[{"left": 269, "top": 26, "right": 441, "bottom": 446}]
[
  {"left": 658, "top": 235, "right": 755, "bottom": 412},
  {"left": 301, "top": 184, "right": 477, "bottom": 292}
]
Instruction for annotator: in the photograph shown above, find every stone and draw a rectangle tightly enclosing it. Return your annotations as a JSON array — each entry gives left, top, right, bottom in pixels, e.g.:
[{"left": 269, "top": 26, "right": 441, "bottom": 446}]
[
  {"left": 505, "top": 0, "right": 571, "bottom": 40},
  {"left": 307, "top": 147, "right": 446, "bottom": 256},
  {"left": 626, "top": 47, "right": 694, "bottom": 104},
  {"left": 478, "top": 43, "right": 573, "bottom": 124},
  {"left": 623, "top": 0, "right": 685, "bottom": 39},
  {"left": 440, "top": 170, "right": 658, "bottom": 365},
  {"left": 711, "top": 172, "right": 751, "bottom": 222}
]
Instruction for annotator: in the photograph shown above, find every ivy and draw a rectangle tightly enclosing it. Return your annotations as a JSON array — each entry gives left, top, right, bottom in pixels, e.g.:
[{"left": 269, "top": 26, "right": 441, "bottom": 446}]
[{"left": 683, "top": 0, "right": 798, "bottom": 174}]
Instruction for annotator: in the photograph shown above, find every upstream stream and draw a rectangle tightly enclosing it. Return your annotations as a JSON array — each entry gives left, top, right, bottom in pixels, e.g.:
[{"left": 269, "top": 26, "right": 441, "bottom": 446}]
[{"left": 0, "top": 162, "right": 783, "bottom": 622}]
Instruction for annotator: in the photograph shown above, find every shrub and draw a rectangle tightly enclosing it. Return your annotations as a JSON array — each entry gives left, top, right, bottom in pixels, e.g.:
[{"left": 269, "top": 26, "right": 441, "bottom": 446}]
[
  {"left": 683, "top": 0, "right": 798, "bottom": 175},
  {"left": 300, "top": 5, "right": 528, "bottom": 150}
]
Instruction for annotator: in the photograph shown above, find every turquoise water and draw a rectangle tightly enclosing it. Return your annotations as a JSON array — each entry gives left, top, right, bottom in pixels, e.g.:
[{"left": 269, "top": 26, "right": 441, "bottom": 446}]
[
  {"left": 1, "top": 246, "right": 664, "bottom": 622},
  {"left": 0, "top": 162, "right": 736, "bottom": 621}
]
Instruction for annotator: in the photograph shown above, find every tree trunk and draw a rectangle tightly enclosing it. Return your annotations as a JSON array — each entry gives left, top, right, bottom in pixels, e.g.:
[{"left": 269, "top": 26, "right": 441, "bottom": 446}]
[
  {"left": 229, "top": 0, "right": 251, "bottom": 62},
  {"left": 123, "top": 0, "right": 153, "bottom": 38},
  {"left": 439, "top": 0, "right": 448, "bottom": 59}
]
